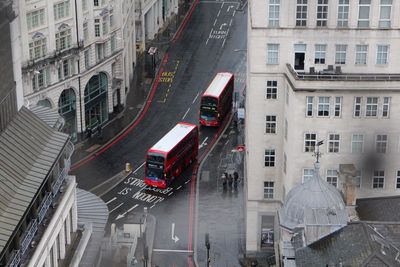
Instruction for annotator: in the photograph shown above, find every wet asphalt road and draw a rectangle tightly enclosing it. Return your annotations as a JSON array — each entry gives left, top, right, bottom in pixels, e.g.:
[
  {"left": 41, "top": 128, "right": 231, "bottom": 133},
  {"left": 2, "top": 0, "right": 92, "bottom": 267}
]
[{"left": 71, "top": 0, "right": 247, "bottom": 266}]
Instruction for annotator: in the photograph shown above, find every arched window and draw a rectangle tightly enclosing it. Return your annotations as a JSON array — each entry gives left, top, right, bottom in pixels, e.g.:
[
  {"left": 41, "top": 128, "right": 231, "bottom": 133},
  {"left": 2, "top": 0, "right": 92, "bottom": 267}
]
[
  {"left": 84, "top": 72, "right": 107, "bottom": 104},
  {"left": 37, "top": 99, "right": 52, "bottom": 108},
  {"left": 58, "top": 88, "right": 76, "bottom": 115}
]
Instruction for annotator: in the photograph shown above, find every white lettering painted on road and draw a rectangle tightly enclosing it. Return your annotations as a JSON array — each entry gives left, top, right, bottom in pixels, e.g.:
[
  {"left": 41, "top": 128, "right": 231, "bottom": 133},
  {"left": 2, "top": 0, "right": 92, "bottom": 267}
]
[
  {"left": 117, "top": 187, "right": 132, "bottom": 195},
  {"left": 132, "top": 191, "right": 164, "bottom": 203},
  {"left": 109, "top": 203, "right": 123, "bottom": 214},
  {"left": 106, "top": 197, "right": 117, "bottom": 205}
]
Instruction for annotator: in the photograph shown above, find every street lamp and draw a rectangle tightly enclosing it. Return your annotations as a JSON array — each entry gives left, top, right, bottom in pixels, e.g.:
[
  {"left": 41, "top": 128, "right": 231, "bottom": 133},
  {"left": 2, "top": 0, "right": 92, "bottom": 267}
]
[{"left": 205, "top": 233, "right": 210, "bottom": 267}]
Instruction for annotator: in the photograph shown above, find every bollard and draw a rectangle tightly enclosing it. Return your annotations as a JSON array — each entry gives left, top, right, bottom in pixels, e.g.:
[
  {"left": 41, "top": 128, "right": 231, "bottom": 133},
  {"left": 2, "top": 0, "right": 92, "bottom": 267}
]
[{"left": 125, "top": 163, "right": 131, "bottom": 172}]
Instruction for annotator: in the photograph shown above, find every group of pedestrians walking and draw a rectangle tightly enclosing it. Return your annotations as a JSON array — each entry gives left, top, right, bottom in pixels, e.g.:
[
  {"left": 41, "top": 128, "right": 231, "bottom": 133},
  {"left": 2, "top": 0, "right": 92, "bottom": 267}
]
[{"left": 222, "top": 171, "right": 239, "bottom": 192}]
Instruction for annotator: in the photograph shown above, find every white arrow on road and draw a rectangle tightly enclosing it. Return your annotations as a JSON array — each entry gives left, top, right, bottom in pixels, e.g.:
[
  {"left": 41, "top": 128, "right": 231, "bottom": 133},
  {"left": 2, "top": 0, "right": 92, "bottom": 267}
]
[
  {"left": 115, "top": 204, "right": 139, "bottom": 221},
  {"left": 219, "top": 23, "right": 227, "bottom": 30},
  {"left": 227, "top": 5, "right": 234, "bottom": 12},
  {"left": 171, "top": 223, "right": 179, "bottom": 243},
  {"left": 199, "top": 137, "right": 208, "bottom": 149}
]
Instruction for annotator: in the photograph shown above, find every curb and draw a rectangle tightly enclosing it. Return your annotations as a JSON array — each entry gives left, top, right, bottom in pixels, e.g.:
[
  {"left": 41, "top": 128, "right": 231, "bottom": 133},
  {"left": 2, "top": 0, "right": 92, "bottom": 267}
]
[
  {"left": 193, "top": 113, "right": 233, "bottom": 267},
  {"left": 172, "top": 0, "right": 200, "bottom": 43}
]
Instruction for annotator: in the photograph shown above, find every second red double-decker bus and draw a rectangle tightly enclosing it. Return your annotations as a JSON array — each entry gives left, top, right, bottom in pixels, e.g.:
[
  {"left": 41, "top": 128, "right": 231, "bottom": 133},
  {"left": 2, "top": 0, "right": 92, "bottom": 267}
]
[
  {"left": 144, "top": 122, "right": 199, "bottom": 188},
  {"left": 199, "top": 72, "right": 234, "bottom": 127}
]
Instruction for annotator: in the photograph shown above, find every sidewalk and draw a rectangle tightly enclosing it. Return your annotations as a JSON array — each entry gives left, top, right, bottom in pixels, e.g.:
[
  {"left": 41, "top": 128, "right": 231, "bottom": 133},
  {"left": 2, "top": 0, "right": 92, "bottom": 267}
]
[{"left": 71, "top": 0, "right": 195, "bottom": 165}]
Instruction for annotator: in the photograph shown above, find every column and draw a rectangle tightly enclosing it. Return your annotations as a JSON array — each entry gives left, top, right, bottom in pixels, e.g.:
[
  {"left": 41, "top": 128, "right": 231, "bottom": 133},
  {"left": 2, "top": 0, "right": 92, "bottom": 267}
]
[
  {"left": 44, "top": 254, "right": 51, "bottom": 267},
  {"left": 52, "top": 241, "right": 58, "bottom": 267},
  {"left": 71, "top": 191, "right": 78, "bottom": 232},
  {"left": 65, "top": 213, "right": 71, "bottom": 245},
  {"left": 59, "top": 224, "right": 66, "bottom": 259}
]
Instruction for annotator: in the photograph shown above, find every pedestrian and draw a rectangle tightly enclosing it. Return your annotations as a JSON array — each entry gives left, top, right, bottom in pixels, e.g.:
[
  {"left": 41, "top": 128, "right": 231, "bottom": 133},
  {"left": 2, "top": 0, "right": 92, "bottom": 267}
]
[
  {"left": 222, "top": 173, "right": 227, "bottom": 191},
  {"left": 228, "top": 174, "right": 233, "bottom": 188},
  {"left": 233, "top": 171, "right": 239, "bottom": 190},
  {"left": 86, "top": 127, "right": 92, "bottom": 138}
]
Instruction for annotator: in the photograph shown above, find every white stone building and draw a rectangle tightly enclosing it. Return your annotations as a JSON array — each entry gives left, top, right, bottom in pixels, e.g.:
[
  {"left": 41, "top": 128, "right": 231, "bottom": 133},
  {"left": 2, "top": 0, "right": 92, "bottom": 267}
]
[
  {"left": 246, "top": 0, "right": 400, "bottom": 261},
  {"left": 14, "top": 0, "right": 136, "bottom": 141}
]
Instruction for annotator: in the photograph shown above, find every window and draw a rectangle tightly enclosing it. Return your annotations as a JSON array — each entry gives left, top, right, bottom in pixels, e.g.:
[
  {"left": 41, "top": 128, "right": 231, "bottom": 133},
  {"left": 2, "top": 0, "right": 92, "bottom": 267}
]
[
  {"left": 314, "top": 44, "right": 326, "bottom": 64},
  {"left": 304, "top": 133, "right": 317, "bottom": 152},
  {"left": 264, "top": 149, "right": 275, "bottom": 167},
  {"left": 266, "top": 81, "right": 277, "bottom": 99},
  {"left": 303, "top": 168, "right": 314, "bottom": 183},
  {"left": 355, "top": 170, "right": 362, "bottom": 188},
  {"left": 109, "top": 9, "right": 114, "bottom": 28},
  {"left": 351, "top": 134, "right": 364, "bottom": 153},
  {"left": 54, "top": 1, "right": 70, "bottom": 20},
  {"left": 267, "top": 44, "right": 279, "bottom": 64},
  {"left": 358, "top": 0, "right": 371, "bottom": 28},
  {"left": 110, "top": 35, "right": 116, "bottom": 53},
  {"left": 94, "top": 0, "right": 99, "bottom": 6},
  {"left": 382, "top": 97, "right": 390, "bottom": 118},
  {"left": 102, "top": 16, "right": 108, "bottom": 35},
  {"left": 306, "top": 96, "right": 313, "bottom": 117},
  {"left": 284, "top": 119, "right": 288, "bottom": 140},
  {"left": 366, "top": 97, "right": 378, "bottom": 117},
  {"left": 32, "top": 68, "right": 50, "bottom": 91},
  {"left": 326, "top": 169, "right": 338, "bottom": 187},
  {"left": 296, "top": 0, "right": 308, "bottom": 27},
  {"left": 57, "top": 59, "right": 74, "bottom": 80},
  {"left": 283, "top": 153, "right": 287, "bottom": 173},
  {"left": 316, "top": 0, "right": 328, "bottom": 27},
  {"left": 354, "top": 97, "right": 362, "bottom": 117},
  {"left": 27, "top": 9, "right": 45, "bottom": 30},
  {"left": 334, "top": 97, "right": 342, "bottom": 117},
  {"left": 29, "top": 37, "right": 47, "bottom": 60},
  {"left": 265, "top": 115, "right": 276, "bottom": 134},
  {"left": 82, "top": 0, "right": 87, "bottom": 11},
  {"left": 337, "top": 0, "right": 349, "bottom": 27},
  {"left": 84, "top": 49, "right": 90, "bottom": 69},
  {"left": 96, "top": 43, "right": 105, "bottom": 61},
  {"left": 94, "top": 19, "right": 101, "bottom": 37},
  {"left": 335, "top": 44, "right": 347, "bottom": 64},
  {"left": 83, "top": 22, "right": 88, "bottom": 40},
  {"left": 372, "top": 170, "right": 384, "bottom": 188},
  {"left": 318, "top": 96, "right": 330, "bottom": 117},
  {"left": 376, "top": 45, "right": 389, "bottom": 65},
  {"left": 263, "top": 181, "right": 274, "bottom": 199},
  {"left": 379, "top": 0, "right": 392, "bottom": 28},
  {"left": 376, "top": 134, "right": 388, "bottom": 153},
  {"left": 355, "top": 45, "right": 368, "bottom": 65},
  {"left": 396, "top": 170, "right": 400, "bottom": 189},
  {"left": 55, "top": 27, "right": 72, "bottom": 51},
  {"left": 268, "top": 0, "right": 280, "bottom": 27},
  {"left": 328, "top": 134, "right": 340, "bottom": 153}
]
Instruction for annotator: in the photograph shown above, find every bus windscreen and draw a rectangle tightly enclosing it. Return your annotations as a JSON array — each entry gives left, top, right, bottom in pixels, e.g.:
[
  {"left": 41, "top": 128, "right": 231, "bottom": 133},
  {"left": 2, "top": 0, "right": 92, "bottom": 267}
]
[
  {"left": 146, "top": 154, "right": 165, "bottom": 180},
  {"left": 201, "top": 96, "right": 218, "bottom": 107}
]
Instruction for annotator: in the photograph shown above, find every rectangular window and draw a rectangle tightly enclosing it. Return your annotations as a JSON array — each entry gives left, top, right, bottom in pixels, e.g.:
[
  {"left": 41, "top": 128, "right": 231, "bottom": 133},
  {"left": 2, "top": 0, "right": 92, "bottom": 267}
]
[
  {"left": 382, "top": 97, "right": 390, "bottom": 118},
  {"left": 354, "top": 97, "right": 362, "bottom": 117},
  {"left": 314, "top": 44, "right": 326, "bottom": 64},
  {"left": 83, "top": 22, "right": 88, "bottom": 40},
  {"left": 84, "top": 49, "right": 90, "bottom": 69},
  {"left": 318, "top": 96, "right": 330, "bottom": 117},
  {"left": 335, "top": 44, "right": 347, "bottom": 64},
  {"left": 337, "top": 0, "right": 349, "bottom": 27},
  {"left": 316, "top": 0, "right": 328, "bottom": 27},
  {"left": 355, "top": 45, "right": 368, "bottom": 65},
  {"left": 304, "top": 133, "right": 317, "bottom": 152},
  {"left": 263, "top": 181, "right": 274, "bottom": 199},
  {"left": 29, "top": 37, "right": 47, "bottom": 60},
  {"left": 266, "top": 81, "right": 277, "bottom": 99},
  {"left": 351, "top": 134, "right": 364, "bottom": 153},
  {"left": 376, "top": 45, "right": 389, "bottom": 65},
  {"left": 296, "top": 0, "right": 308, "bottom": 27},
  {"left": 334, "top": 97, "right": 342, "bottom": 117},
  {"left": 109, "top": 9, "right": 114, "bottom": 28},
  {"left": 366, "top": 97, "right": 378, "bottom": 117},
  {"left": 264, "top": 149, "right": 275, "bottom": 167},
  {"left": 54, "top": 1, "right": 70, "bottom": 21},
  {"left": 303, "top": 168, "right": 314, "bottom": 183},
  {"left": 358, "top": 0, "right": 371, "bottom": 28},
  {"left": 355, "top": 170, "right": 362, "bottom": 188},
  {"left": 284, "top": 119, "right": 288, "bottom": 140},
  {"left": 111, "top": 35, "right": 116, "bottom": 52},
  {"left": 265, "top": 115, "right": 277, "bottom": 134},
  {"left": 306, "top": 96, "right": 313, "bottom": 117},
  {"left": 102, "top": 16, "right": 108, "bottom": 35},
  {"left": 57, "top": 59, "right": 73, "bottom": 80},
  {"left": 27, "top": 9, "right": 45, "bottom": 30},
  {"left": 268, "top": 0, "right": 280, "bottom": 27},
  {"left": 326, "top": 169, "right": 338, "bottom": 187},
  {"left": 379, "top": 0, "right": 392, "bottom": 28},
  {"left": 32, "top": 67, "right": 50, "bottom": 91},
  {"left": 372, "top": 170, "right": 385, "bottom": 188},
  {"left": 96, "top": 43, "right": 105, "bottom": 61},
  {"left": 283, "top": 153, "right": 287, "bottom": 173},
  {"left": 55, "top": 28, "right": 72, "bottom": 51},
  {"left": 94, "top": 19, "right": 101, "bottom": 37},
  {"left": 94, "top": 0, "right": 99, "bottom": 6},
  {"left": 267, "top": 44, "right": 279, "bottom": 64},
  {"left": 396, "top": 170, "right": 400, "bottom": 189},
  {"left": 328, "top": 134, "right": 340, "bottom": 153},
  {"left": 376, "top": 134, "right": 388, "bottom": 153}
]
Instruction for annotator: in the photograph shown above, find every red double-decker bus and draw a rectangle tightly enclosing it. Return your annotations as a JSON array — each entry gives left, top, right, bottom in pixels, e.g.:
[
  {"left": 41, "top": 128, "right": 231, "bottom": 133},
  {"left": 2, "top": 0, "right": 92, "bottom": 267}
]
[
  {"left": 144, "top": 122, "right": 199, "bottom": 188},
  {"left": 199, "top": 72, "right": 234, "bottom": 127}
]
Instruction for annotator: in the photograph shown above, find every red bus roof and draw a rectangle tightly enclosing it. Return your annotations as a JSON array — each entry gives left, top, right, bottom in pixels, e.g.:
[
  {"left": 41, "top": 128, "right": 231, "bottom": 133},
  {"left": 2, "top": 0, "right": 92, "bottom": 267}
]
[
  {"left": 148, "top": 122, "right": 197, "bottom": 154},
  {"left": 202, "top": 72, "right": 233, "bottom": 98}
]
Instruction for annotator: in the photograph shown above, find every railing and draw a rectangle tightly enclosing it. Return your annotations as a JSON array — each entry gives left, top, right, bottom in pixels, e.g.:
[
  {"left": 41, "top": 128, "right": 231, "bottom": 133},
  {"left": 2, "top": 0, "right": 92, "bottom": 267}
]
[
  {"left": 286, "top": 63, "right": 400, "bottom": 81},
  {"left": 20, "top": 219, "right": 38, "bottom": 255},
  {"left": 7, "top": 250, "right": 20, "bottom": 267},
  {"left": 38, "top": 192, "right": 53, "bottom": 224},
  {"left": 52, "top": 167, "right": 67, "bottom": 197}
]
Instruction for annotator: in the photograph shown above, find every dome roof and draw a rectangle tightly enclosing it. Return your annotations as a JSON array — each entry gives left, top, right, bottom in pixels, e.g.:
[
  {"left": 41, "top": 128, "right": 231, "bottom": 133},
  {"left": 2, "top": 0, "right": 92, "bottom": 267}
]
[{"left": 280, "top": 163, "right": 347, "bottom": 230}]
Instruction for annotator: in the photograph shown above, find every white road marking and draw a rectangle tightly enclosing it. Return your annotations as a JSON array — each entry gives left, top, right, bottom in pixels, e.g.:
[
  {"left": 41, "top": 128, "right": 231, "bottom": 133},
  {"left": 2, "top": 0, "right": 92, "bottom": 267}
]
[
  {"left": 205, "top": 28, "right": 213, "bottom": 45},
  {"left": 177, "top": 185, "right": 182, "bottom": 190},
  {"left": 182, "top": 107, "right": 191, "bottom": 120},
  {"left": 109, "top": 203, "right": 123, "bottom": 214},
  {"left": 222, "top": 38, "right": 226, "bottom": 47},
  {"left": 219, "top": 23, "right": 227, "bottom": 30},
  {"left": 233, "top": 10, "right": 236, "bottom": 17},
  {"left": 199, "top": 137, "right": 209, "bottom": 149},
  {"left": 171, "top": 223, "right": 180, "bottom": 242},
  {"left": 153, "top": 249, "right": 193, "bottom": 253},
  {"left": 106, "top": 197, "right": 117, "bottom": 205},
  {"left": 115, "top": 204, "right": 139, "bottom": 220},
  {"left": 213, "top": 18, "right": 217, "bottom": 26},
  {"left": 168, "top": 191, "right": 174, "bottom": 196},
  {"left": 150, "top": 204, "right": 155, "bottom": 209},
  {"left": 229, "top": 18, "right": 233, "bottom": 27},
  {"left": 134, "top": 162, "right": 146, "bottom": 173},
  {"left": 185, "top": 180, "right": 191, "bottom": 184},
  {"left": 217, "top": 9, "right": 221, "bottom": 17},
  {"left": 192, "top": 92, "right": 200, "bottom": 104}
]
